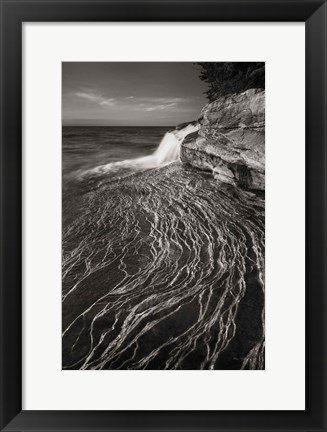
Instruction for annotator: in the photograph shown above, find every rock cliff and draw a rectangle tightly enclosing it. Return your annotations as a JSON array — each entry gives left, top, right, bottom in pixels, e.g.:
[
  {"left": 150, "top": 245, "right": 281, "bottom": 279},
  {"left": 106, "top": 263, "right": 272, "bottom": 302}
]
[{"left": 180, "top": 89, "right": 265, "bottom": 190}]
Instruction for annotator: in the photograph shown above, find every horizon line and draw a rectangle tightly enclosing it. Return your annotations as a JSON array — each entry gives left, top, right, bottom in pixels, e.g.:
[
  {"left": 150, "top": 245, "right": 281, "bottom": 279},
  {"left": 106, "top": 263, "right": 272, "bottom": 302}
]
[{"left": 62, "top": 124, "right": 177, "bottom": 127}]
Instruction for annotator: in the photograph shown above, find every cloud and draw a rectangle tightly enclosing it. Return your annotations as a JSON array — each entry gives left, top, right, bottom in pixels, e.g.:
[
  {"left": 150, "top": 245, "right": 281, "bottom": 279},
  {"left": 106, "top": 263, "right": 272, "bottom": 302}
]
[
  {"left": 141, "top": 97, "right": 186, "bottom": 112},
  {"left": 75, "top": 92, "right": 116, "bottom": 107},
  {"left": 74, "top": 93, "right": 186, "bottom": 112},
  {"left": 144, "top": 102, "right": 177, "bottom": 112},
  {"left": 152, "top": 98, "right": 185, "bottom": 104},
  {"left": 99, "top": 98, "right": 116, "bottom": 107}
]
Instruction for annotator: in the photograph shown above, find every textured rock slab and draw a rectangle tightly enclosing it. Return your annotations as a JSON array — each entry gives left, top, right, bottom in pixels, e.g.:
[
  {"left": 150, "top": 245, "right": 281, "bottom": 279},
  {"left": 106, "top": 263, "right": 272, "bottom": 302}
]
[
  {"left": 63, "top": 162, "right": 265, "bottom": 370},
  {"left": 181, "top": 89, "right": 265, "bottom": 190}
]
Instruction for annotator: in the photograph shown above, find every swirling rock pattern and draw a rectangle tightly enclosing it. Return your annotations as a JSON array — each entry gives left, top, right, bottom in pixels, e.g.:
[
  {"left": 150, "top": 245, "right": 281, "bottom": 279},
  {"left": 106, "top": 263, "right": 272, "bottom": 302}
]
[{"left": 62, "top": 162, "right": 265, "bottom": 370}]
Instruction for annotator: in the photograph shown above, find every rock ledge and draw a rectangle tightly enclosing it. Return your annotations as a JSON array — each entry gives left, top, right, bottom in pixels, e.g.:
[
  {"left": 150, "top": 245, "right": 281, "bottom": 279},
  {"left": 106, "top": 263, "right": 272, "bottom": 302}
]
[{"left": 180, "top": 89, "right": 265, "bottom": 190}]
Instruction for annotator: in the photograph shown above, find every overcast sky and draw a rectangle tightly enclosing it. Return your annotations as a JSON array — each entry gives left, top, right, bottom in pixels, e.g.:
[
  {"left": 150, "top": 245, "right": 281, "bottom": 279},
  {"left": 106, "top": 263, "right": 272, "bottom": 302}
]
[{"left": 62, "top": 62, "right": 208, "bottom": 126}]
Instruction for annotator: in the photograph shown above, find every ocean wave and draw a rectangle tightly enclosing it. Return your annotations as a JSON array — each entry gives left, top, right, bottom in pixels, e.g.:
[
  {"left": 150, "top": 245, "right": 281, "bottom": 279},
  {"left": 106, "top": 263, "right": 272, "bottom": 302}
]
[{"left": 75, "top": 123, "right": 199, "bottom": 181}]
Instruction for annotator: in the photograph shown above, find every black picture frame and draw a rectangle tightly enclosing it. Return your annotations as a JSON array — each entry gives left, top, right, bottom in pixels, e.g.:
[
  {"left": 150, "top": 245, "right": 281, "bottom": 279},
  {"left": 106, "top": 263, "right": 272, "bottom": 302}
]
[{"left": 0, "top": 0, "right": 326, "bottom": 431}]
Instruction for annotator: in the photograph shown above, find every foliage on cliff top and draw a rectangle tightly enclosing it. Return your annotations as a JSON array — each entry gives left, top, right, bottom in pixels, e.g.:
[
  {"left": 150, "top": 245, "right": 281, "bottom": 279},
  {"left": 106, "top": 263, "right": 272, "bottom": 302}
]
[{"left": 196, "top": 62, "right": 265, "bottom": 102}]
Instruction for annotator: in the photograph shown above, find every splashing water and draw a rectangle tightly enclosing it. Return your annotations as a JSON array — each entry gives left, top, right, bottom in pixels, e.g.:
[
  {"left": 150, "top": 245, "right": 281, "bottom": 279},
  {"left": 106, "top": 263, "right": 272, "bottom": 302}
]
[
  {"left": 78, "top": 123, "right": 198, "bottom": 179},
  {"left": 153, "top": 123, "right": 198, "bottom": 164}
]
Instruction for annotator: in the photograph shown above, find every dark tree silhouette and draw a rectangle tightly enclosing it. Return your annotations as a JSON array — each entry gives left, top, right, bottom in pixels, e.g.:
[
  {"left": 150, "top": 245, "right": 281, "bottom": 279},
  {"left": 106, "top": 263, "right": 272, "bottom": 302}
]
[{"left": 196, "top": 62, "right": 265, "bottom": 101}]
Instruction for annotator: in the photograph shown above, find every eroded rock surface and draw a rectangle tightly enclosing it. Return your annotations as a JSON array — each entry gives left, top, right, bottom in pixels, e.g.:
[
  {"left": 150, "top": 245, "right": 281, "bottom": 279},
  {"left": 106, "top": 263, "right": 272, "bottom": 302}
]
[{"left": 180, "top": 89, "right": 265, "bottom": 190}]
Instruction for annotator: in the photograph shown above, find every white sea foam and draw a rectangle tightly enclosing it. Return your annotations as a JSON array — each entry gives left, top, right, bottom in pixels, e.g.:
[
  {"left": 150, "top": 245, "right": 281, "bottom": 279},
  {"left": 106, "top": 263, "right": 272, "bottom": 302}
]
[{"left": 79, "top": 123, "right": 198, "bottom": 178}]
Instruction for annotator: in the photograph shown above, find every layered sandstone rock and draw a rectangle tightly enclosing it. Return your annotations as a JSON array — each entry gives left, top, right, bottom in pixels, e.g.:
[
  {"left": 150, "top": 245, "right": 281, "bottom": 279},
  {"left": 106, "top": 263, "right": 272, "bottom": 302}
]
[{"left": 180, "top": 89, "right": 265, "bottom": 190}]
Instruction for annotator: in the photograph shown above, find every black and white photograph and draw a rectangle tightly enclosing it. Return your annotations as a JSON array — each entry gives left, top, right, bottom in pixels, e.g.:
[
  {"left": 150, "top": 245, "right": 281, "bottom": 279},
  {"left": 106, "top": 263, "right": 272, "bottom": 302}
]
[{"left": 62, "top": 62, "right": 265, "bottom": 370}]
